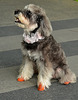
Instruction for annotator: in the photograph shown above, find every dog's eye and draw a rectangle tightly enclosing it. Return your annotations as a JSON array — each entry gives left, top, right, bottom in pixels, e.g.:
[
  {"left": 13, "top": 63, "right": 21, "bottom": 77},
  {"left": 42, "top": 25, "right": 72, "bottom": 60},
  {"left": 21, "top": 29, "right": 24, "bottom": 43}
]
[
  {"left": 36, "top": 15, "right": 43, "bottom": 23},
  {"left": 25, "top": 10, "right": 32, "bottom": 18}
]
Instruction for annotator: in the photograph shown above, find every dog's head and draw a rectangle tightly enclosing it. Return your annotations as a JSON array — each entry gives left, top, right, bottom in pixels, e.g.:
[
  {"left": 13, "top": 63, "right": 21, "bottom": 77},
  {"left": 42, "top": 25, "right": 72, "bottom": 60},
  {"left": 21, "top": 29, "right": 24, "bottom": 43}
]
[{"left": 14, "top": 4, "right": 52, "bottom": 36}]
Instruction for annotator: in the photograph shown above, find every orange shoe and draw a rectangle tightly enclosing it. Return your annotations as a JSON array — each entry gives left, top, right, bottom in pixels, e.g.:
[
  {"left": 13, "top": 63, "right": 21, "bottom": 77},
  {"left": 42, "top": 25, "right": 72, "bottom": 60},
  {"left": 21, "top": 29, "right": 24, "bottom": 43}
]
[
  {"left": 64, "top": 81, "right": 70, "bottom": 85},
  {"left": 38, "top": 83, "right": 45, "bottom": 91},
  {"left": 17, "top": 77, "right": 24, "bottom": 82}
]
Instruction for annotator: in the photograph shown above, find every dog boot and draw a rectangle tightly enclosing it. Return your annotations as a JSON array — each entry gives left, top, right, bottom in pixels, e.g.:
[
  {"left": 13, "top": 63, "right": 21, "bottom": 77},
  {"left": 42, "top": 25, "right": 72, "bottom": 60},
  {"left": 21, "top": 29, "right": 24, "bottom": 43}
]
[
  {"left": 17, "top": 77, "right": 24, "bottom": 82},
  {"left": 38, "top": 83, "right": 45, "bottom": 91},
  {"left": 64, "top": 81, "right": 70, "bottom": 85}
]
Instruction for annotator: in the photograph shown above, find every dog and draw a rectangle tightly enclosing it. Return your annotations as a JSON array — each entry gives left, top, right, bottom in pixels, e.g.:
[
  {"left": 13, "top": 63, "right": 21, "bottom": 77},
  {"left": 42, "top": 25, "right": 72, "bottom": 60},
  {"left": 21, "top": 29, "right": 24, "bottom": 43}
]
[{"left": 14, "top": 4, "right": 76, "bottom": 91}]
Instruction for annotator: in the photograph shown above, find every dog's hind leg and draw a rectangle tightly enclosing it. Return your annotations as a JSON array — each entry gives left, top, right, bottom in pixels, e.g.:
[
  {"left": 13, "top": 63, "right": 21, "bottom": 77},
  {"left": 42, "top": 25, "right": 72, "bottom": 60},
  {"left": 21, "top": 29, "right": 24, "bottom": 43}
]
[
  {"left": 55, "top": 66, "right": 76, "bottom": 85},
  {"left": 17, "top": 56, "right": 34, "bottom": 82}
]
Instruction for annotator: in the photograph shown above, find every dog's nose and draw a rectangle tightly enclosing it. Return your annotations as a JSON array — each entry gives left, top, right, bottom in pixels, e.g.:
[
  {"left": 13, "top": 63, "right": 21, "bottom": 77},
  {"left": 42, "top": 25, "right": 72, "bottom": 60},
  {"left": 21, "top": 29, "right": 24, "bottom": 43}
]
[{"left": 14, "top": 10, "right": 21, "bottom": 15}]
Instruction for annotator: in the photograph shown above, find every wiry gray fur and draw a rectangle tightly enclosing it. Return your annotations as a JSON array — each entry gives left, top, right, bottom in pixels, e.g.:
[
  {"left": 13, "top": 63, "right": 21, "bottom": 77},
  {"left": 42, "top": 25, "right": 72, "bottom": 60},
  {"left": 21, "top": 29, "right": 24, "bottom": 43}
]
[{"left": 14, "top": 4, "right": 76, "bottom": 90}]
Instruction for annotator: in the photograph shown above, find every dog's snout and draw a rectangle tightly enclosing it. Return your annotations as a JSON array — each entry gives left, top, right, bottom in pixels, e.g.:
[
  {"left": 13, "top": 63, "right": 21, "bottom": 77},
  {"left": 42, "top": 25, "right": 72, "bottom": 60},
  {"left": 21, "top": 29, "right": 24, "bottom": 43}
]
[{"left": 14, "top": 10, "right": 22, "bottom": 15}]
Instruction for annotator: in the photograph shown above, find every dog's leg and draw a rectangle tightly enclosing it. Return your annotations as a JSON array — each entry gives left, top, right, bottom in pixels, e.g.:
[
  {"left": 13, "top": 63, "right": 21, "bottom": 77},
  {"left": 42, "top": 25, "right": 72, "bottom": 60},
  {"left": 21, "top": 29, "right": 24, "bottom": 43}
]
[
  {"left": 17, "top": 56, "right": 34, "bottom": 82},
  {"left": 36, "top": 59, "right": 54, "bottom": 91},
  {"left": 55, "top": 66, "right": 76, "bottom": 84}
]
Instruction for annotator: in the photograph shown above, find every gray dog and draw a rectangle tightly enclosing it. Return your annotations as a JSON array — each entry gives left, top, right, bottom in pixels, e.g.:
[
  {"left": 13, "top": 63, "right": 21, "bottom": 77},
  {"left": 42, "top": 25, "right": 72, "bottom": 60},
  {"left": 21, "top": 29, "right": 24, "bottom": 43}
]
[{"left": 14, "top": 4, "right": 76, "bottom": 91}]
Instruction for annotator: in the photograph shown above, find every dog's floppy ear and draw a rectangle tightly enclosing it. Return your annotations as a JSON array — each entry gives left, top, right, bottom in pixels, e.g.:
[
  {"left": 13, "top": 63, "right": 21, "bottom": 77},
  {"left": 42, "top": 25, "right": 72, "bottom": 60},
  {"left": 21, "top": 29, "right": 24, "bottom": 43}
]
[{"left": 40, "top": 15, "right": 53, "bottom": 36}]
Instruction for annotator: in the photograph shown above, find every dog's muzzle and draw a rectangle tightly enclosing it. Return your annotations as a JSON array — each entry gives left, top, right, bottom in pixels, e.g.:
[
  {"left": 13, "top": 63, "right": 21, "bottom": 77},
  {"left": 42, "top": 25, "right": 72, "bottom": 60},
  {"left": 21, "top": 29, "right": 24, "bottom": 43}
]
[{"left": 14, "top": 10, "right": 22, "bottom": 23}]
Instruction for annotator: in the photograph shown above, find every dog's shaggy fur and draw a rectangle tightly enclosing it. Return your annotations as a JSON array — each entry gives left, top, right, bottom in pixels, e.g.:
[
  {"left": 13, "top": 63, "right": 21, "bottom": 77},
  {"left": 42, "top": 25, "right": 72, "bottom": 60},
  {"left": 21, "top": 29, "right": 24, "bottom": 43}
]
[{"left": 14, "top": 4, "right": 76, "bottom": 90}]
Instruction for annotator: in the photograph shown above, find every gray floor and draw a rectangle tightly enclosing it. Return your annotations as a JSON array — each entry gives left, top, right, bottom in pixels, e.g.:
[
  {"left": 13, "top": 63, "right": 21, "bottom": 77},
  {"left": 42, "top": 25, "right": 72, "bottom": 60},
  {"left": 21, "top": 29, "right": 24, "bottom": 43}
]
[
  {"left": 0, "top": 80, "right": 78, "bottom": 100},
  {"left": 0, "top": 0, "right": 78, "bottom": 100}
]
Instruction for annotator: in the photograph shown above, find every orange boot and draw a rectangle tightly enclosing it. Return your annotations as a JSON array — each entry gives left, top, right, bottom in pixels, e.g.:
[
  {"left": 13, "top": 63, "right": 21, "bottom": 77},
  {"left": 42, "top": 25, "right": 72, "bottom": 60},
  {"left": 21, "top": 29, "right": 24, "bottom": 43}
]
[
  {"left": 17, "top": 77, "right": 24, "bottom": 82},
  {"left": 38, "top": 83, "right": 45, "bottom": 91},
  {"left": 64, "top": 81, "right": 70, "bottom": 85}
]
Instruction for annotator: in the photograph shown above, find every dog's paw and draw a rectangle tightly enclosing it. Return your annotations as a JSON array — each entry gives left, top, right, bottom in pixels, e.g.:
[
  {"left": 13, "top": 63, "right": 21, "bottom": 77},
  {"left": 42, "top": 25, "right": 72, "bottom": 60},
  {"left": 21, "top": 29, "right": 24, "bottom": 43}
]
[
  {"left": 37, "top": 78, "right": 51, "bottom": 91},
  {"left": 64, "top": 81, "right": 70, "bottom": 85},
  {"left": 59, "top": 79, "right": 70, "bottom": 85},
  {"left": 17, "top": 76, "right": 24, "bottom": 82},
  {"left": 38, "top": 83, "right": 45, "bottom": 91},
  {"left": 17, "top": 75, "right": 30, "bottom": 82},
  {"left": 59, "top": 72, "right": 76, "bottom": 85}
]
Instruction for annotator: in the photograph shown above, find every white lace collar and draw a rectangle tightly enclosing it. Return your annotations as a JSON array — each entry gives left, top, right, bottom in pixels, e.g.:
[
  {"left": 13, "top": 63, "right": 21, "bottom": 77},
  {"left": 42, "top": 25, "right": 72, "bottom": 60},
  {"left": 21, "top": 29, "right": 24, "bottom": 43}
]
[{"left": 23, "top": 32, "right": 44, "bottom": 44}]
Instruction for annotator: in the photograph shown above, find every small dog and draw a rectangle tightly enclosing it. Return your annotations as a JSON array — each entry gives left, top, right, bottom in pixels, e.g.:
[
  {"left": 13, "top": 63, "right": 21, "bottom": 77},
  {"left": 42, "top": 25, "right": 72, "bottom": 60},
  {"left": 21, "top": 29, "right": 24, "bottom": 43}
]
[{"left": 14, "top": 4, "right": 76, "bottom": 91}]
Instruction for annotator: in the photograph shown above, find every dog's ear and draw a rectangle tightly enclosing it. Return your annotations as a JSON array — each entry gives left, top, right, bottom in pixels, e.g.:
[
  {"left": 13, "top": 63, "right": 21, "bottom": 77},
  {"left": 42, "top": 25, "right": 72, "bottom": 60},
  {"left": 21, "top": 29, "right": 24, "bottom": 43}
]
[{"left": 40, "top": 15, "right": 53, "bottom": 36}]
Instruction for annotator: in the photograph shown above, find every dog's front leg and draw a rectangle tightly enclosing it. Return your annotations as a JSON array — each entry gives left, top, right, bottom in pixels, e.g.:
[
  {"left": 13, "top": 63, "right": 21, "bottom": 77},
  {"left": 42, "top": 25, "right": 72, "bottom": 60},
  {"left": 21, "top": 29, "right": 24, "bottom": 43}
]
[
  {"left": 17, "top": 56, "right": 34, "bottom": 82},
  {"left": 37, "top": 60, "right": 54, "bottom": 91}
]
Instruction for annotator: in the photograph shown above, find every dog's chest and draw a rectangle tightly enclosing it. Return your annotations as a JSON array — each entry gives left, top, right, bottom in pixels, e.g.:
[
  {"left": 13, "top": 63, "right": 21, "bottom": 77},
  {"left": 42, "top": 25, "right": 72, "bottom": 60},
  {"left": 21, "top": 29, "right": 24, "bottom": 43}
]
[{"left": 27, "top": 50, "right": 42, "bottom": 60}]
